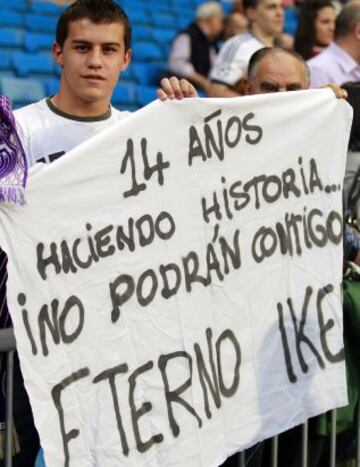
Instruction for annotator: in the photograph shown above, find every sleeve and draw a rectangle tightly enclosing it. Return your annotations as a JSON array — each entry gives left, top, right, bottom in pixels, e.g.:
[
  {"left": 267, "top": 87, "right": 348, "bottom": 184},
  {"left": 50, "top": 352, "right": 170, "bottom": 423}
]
[
  {"left": 168, "top": 34, "right": 195, "bottom": 78},
  {"left": 209, "top": 40, "right": 247, "bottom": 87}
]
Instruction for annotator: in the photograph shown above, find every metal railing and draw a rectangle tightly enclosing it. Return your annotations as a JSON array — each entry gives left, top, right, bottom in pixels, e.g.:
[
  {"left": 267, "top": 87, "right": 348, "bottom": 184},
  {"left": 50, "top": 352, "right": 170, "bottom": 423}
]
[
  {"left": 0, "top": 327, "right": 359, "bottom": 467},
  {"left": 0, "top": 328, "right": 16, "bottom": 467}
]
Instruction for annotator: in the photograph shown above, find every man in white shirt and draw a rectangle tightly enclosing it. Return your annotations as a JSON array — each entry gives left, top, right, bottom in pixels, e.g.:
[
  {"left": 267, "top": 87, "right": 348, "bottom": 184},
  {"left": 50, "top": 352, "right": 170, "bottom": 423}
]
[
  {"left": 307, "top": 0, "right": 360, "bottom": 88},
  {"left": 12, "top": 2, "right": 196, "bottom": 466},
  {"left": 208, "top": 0, "right": 284, "bottom": 97},
  {"left": 15, "top": 0, "right": 196, "bottom": 167}
]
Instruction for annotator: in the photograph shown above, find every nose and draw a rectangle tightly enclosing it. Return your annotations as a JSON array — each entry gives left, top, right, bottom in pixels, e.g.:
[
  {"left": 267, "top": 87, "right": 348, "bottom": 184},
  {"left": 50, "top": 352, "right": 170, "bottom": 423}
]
[{"left": 87, "top": 47, "right": 103, "bottom": 69}]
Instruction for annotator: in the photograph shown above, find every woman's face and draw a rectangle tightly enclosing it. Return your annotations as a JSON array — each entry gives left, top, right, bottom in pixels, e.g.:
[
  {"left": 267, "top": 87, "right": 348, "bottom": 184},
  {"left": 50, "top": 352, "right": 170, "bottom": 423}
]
[{"left": 314, "top": 6, "right": 336, "bottom": 46}]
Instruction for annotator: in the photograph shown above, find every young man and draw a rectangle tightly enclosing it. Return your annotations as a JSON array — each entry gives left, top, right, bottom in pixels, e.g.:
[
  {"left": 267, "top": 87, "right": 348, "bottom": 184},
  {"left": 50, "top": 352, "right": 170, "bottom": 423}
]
[
  {"left": 15, "top": 0, "right": 196, "bottom": 166},
  {"left": 10, "top": 2, "right": 196, "bottom": 466},
  {"left": 208, "top": 0, "right": 284, "bottom": 97}
]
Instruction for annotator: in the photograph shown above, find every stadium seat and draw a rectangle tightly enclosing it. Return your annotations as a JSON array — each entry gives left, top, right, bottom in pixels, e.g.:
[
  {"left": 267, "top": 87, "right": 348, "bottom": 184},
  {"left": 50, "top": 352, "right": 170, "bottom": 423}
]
[
  {"left": 150, "top": 13, "right": 177, "bottom": 30},
  {"left": 132, "top": 41, "right": 164, "bottom": 62},
  {"left": 0, "top": 51, "right": 13, "bottom": 71},
  {"left": 136, "top": 84, "right": 158, "bottom": 107},
  {"left": 152, "top": 29, "right": 175, "bottom": 46},
  {"left": 12, "top": 52, "right": 55, "bottom": 77},
  {"left": 24, "top": 32, "right": 53, "bottom": 52},
  {"left": 125, "top": 9, "right": 150, "bottom": 26},
  {"left": 0, "top": 29, "right": 24, "bottom": 49},
  {"left": 0, "top": 0, "right": 27, "bottom": 12},
  {"left": 40, "top": 77, "right": 60, "bottom": 96},
  {"left": 25, "top": 14, "right": 58, "bottom": 33},
  {"left": 132, "top": 27, "right": 154, "bottom": 42},
  {"left": 31, "top": 1, "right": 64, "bottom": 15},
  {"left": 0, "top": 76, "right": 45, "bottom": 106},
  {"left": 0, "top": 11, "right": 24, "bottom": 28},
  {"left": 131, "top": 62, "right": 165, "bottom": 86},
  {"left": 112, "top": 83, "right": 139, "bottom": 111}
]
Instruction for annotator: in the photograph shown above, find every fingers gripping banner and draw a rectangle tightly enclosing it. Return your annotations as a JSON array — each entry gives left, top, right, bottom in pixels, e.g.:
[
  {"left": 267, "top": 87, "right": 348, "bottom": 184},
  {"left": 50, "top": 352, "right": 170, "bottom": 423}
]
[{"left": 0, "top": 90, "right": 352, "bottom": 466}]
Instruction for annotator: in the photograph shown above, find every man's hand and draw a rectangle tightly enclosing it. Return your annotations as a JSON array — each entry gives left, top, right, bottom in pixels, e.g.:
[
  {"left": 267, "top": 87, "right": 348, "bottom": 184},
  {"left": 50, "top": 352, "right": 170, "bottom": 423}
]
[
  {"left": 322, "top": 83, "right": 348, "bottom": 99},
  {"left": 157, "top": 77, "right": 198, "bottom": 101}
]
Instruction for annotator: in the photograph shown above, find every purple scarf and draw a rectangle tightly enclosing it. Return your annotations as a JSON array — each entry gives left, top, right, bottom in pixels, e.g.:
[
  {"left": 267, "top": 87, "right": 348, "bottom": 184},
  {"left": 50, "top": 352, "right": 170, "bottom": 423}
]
[{"left": 0, "top": 95, "right": 27, "bottom": 458}]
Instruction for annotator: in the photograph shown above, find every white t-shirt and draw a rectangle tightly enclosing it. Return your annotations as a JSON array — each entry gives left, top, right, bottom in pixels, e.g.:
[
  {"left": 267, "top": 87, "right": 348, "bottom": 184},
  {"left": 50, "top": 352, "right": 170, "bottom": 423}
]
[
  {"left": 210, "top": 31, "right": 264, "bottom": 87},
  {"left": 15, "top": 98, "right": 131, "bottom": 167}
]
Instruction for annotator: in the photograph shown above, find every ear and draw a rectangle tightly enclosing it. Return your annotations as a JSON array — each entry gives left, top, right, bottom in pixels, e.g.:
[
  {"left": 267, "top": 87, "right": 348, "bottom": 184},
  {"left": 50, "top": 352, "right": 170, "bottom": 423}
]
[
  {"left": 121, "top": 48, "right": 132, "bottom": 72},
  {"left": 355, "top": 21, "right": 360, "bottom": 40},
  {"left": 52, "top": 42, "right": 64, "bottom": 67}
]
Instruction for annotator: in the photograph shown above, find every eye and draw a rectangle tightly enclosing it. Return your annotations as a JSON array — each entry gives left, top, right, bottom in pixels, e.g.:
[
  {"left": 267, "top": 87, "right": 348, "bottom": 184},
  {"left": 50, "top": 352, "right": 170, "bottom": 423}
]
[
  {"left": 103, "top": 46, "right": 118, "bottom": 54},
  {"left": 260, "top": 82, "right": 279, "bottom": 93},
  {"left": 75, "top": 44, "right": 89, "bottom": 52}
]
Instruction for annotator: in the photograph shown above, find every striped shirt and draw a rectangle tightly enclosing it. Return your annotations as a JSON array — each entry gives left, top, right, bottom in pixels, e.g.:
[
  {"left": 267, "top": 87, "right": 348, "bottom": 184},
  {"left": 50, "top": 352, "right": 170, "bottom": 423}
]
[{"left": 210, "top": 31, "right": 264, "bottom": 87}]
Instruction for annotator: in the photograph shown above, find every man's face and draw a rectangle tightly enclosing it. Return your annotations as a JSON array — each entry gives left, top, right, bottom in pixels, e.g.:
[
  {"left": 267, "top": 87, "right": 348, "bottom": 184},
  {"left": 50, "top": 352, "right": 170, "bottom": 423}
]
[
  {"left": 248, "top": 0, "right": 284, "bottom": 37},
  {"left": 207, "top": 12, "right": 225, "bottom": 39},
  {"left": 53, "top": 19, "right": 131, "bottom": 108},
  {"left": 248, "top": 52, "right": 308, "bottom": 94}
]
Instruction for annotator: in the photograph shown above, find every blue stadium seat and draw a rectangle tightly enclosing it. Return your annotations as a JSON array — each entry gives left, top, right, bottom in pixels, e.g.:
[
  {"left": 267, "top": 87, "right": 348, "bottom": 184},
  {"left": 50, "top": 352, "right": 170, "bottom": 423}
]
[
  {"left": 112, "top": 83, "right": 137, "bottom": 105},
  {"left": 0, "top": 11, "right": 24, "bottom": 28},
  {"left": 12, "top": 52, "right": 55, "bottom": 77},
  {"left": 0, "top": 51, "right": 13, "bottom": 71},
  {"left": 24, "top": 32, "right": 53, "bottom": 52},
  {"left": 150, "top": 13, "right": 177, "bottom": 30},
  {"left": 40, "top": 77, "right": 60, "bottom": 96},
  {"left": 126, "top": 9, "right": 150, "bottom": 26},
  {"left": 152, "top": 29, "right": 175, "bottom": 46},
  {"left": 132, "top": 27, "right": 153, "bottom": 42},
  {"left": 284, "top": 7, "right": 298, "bottom": 36},
  {"left": 137, "top": 84, "right": 158, "bottom": 107},
  {"left": 131, "top": 62, "right": 165, "bottom": 86},
  {"left": 31, "top": 1, "right": 64, "bottom": 16},
  {"left": 132, "top": 41, "right": 164, "bottom": 62},
  {"left": 0, "top": 29, "right": 24, "bottom": 49},
  {"left": 26, "top": 14, "right": 58, "bottom": 33},
  {"left": 0, "top": 0, "right": 27, "bottom": 12},
  {"left": 0, "top": 76, "right": 46, "bottom": 106}
]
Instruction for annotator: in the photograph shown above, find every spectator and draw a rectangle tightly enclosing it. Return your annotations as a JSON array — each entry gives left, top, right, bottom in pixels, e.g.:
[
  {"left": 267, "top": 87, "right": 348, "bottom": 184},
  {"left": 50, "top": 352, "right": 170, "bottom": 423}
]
[
  {"left": 223, "top": 12, "right": 249, "bottom": 40},
  {"left": 294, "top": 0, "right": 336, "bottom": 60},
  {"left": 10, "top": 1, "right": 196, "bottom": 465},
  {"left": 342, "top": 82, "right": 360, "bottom": 234},
  {"left": 307, "top": 0, "right": 360, "bottom": 87},
  {"left": 208, "top": 0, "right": 284, "bottom": 97},
  {"left": 167, "top": 1, "right": 224, "bottom": 93}
]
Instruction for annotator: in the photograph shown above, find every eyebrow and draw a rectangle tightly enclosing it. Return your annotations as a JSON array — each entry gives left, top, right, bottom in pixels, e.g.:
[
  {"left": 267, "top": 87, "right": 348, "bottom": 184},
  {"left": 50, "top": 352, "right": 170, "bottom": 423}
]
[{"left": 71, "top": 40, "right": 121, "bottom": 47}]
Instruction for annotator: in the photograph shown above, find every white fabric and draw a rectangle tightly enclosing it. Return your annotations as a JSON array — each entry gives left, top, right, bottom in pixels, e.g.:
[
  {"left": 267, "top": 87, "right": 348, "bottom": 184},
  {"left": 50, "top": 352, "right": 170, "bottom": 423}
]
[
  {"left": 15, "top": 98, "right": 131, "bottom": 167},
  {"left": 0, "top": 91, "right": 351, "bottom": 467},
  {"left": 210, "top": 31, "right": 264, "bottom": 86}
]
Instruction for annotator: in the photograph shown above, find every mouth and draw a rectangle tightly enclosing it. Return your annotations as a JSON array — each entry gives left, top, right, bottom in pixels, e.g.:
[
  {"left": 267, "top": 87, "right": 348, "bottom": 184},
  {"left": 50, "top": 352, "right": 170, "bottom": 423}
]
[{"left": 82, "top": 75, "right": 106, "bottom": 82}]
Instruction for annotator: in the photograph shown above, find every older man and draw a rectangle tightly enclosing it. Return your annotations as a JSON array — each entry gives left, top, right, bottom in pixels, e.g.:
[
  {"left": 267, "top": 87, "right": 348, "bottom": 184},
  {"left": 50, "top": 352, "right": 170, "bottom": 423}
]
[
  {"left": 167, "top": 1, "right": 224, "bottom": 93},
  {"left": 307, "top": 0, "right": 360, "bottom": 87}
]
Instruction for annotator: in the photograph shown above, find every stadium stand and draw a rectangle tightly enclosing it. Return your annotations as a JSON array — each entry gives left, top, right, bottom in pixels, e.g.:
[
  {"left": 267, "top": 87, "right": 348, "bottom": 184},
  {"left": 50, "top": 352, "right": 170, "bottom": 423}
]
[{"left": 0, "top": 0, "right": 298, "bottom": 111}]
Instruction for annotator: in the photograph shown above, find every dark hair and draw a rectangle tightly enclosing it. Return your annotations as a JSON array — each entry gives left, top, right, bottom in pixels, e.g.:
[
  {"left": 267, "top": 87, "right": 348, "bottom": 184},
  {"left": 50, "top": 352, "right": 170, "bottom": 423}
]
[
  {"left": 335, "top": 1, "right": 360, "bottom": 39},
  {"left": 56, "top": 0, "right": 132, "bottom": 50},
  {"left": 243, "top": 0, "right": 260, "bottom": 11},
  {"left": 247, "top": 46, "right": 310, "bottom": 83},
  {"left": 342, "top": 82, "right": 360, "bottom": 152},
  {"left": 294, "top": 0, "right": 334, "bottom": 60}
]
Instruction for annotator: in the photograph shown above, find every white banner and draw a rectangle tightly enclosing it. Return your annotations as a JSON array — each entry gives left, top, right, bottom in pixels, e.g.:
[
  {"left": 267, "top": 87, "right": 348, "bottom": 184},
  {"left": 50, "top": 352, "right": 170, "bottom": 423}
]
[{"left": 0, "top": 90, "right": 352, "bottom": 467}]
